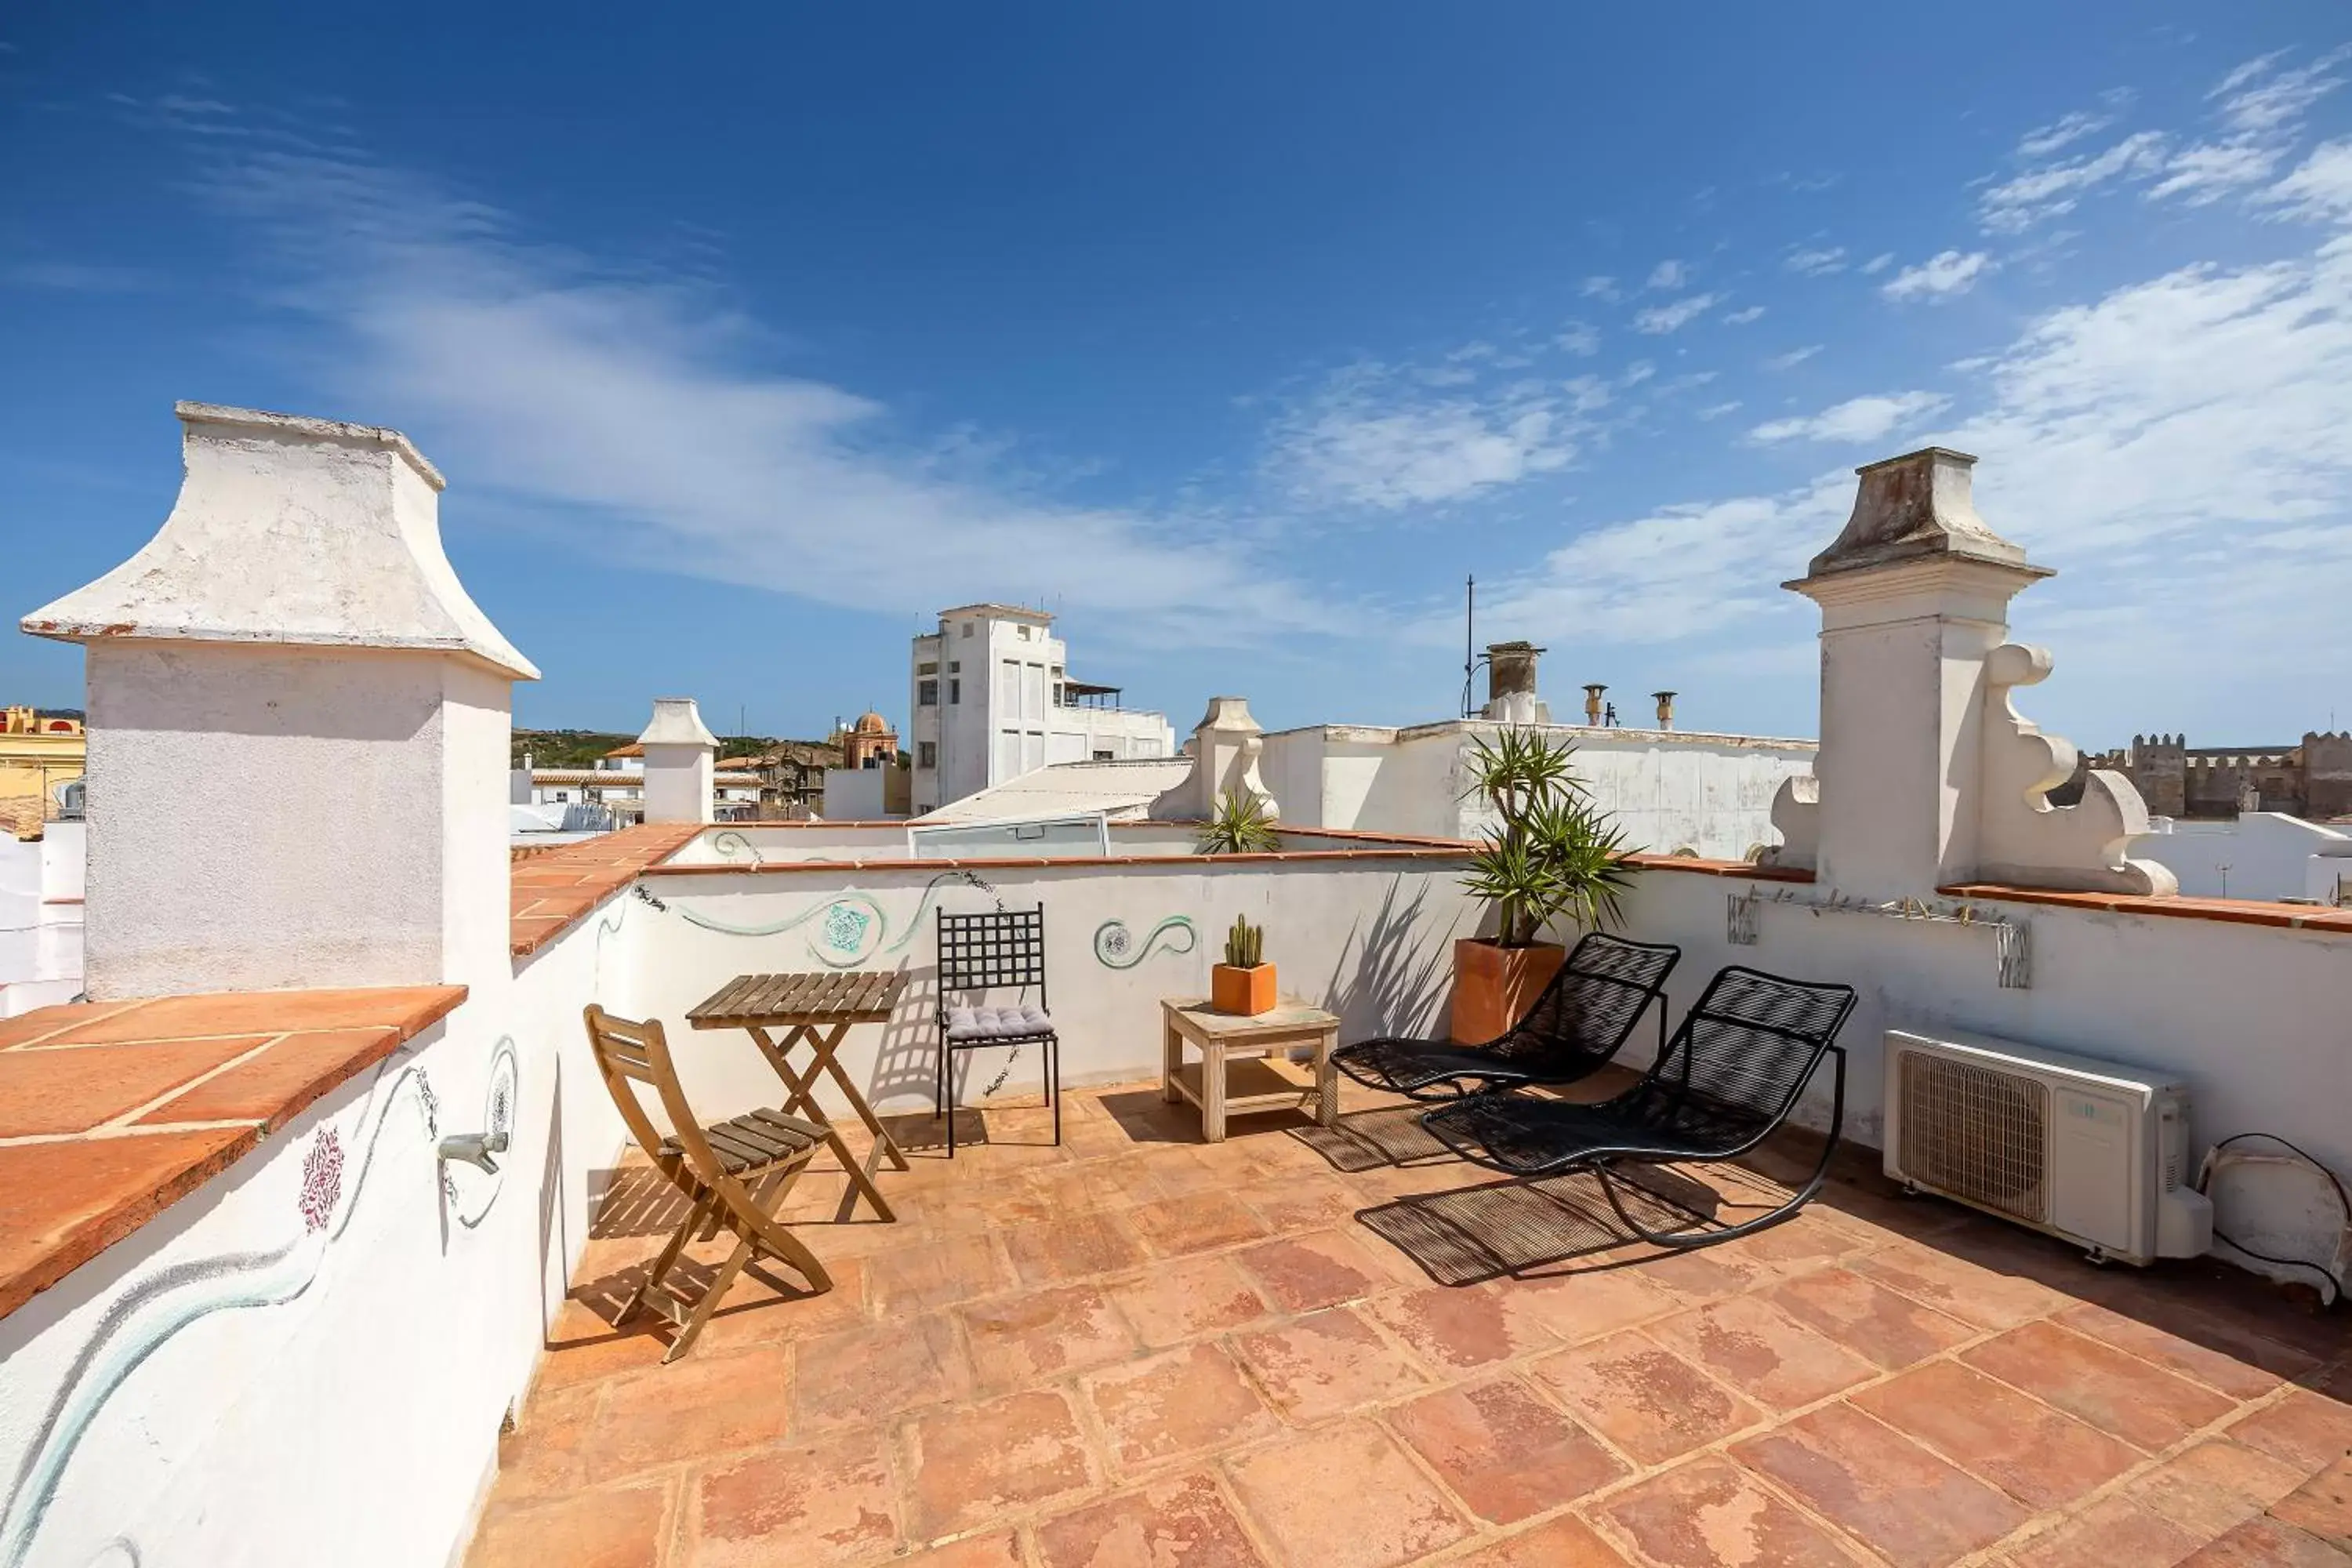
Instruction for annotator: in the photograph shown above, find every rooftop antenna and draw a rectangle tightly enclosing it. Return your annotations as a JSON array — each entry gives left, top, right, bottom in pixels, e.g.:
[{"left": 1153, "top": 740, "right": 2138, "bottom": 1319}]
[{"left": 1461, "top": 574, "right": 1476, "bottom": 719}]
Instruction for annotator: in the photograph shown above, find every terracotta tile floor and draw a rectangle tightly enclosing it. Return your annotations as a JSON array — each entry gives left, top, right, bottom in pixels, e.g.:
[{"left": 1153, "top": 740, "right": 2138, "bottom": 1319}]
[{"left": 468, "top": 1074, "right": 2352, "bottom": 1568}]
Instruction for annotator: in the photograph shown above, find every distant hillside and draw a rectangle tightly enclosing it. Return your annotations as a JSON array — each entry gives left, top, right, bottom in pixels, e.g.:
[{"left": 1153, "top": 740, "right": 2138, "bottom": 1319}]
[{"left": 512, "top": 729, "right": 815, "bottom": 769}]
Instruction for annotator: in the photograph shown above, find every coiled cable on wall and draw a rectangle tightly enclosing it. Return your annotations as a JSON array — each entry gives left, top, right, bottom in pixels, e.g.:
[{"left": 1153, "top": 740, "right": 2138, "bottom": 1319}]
[{"left": 2195, "top": 1131, "right": 2349, "bottom": 1307}]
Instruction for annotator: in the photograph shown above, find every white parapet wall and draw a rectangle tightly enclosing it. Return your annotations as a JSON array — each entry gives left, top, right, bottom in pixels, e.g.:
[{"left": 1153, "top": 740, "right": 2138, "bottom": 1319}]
[
  {"left": 0, "top": 822, "right": 82, "bottom": 1017},
  {"left": 0, "top": 890, "right": 657, "bottom": 1568},
  {"left": 2132, "top": 813, "right": 2352, "bottom": 903},
  {"left": 1604, "top": 861, "right": 2352, "bottom": 1290},
  {"left": 1256, "top": 720, "right": 1814, "bottom": 862},
  {"left": 629, "top": 840, "right": 1479, "bottom": 1122}
]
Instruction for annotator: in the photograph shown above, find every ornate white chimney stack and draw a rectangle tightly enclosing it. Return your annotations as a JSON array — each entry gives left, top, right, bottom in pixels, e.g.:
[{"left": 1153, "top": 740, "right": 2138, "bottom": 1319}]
[
  {"left": 637, "top": 697, "right": 717, "bottom": 824},
  {"left": 1184, "top": 696, "right": 1279, "bottom": 821},
  {"left": 1769, "top": 447, "right": 2172, "bottom": 898},
  {"left": 21, "top": 403, "right": 539, "bottom": 998}
]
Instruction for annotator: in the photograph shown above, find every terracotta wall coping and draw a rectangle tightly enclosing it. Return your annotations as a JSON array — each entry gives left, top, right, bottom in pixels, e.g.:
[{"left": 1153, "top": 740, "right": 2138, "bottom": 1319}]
[
  {"left": 0, "top": 983, "right": 466, "bottom": 1323},
  {"left": 646, "top": 844, "right": 1479, "bottom": 877},
  {"left": 1937, "top": 882, "right": 2352, "bottom": 935},
  {"left": 1623, "top": 852, "right": 1817, "bottom": 883},
  {"left": 510, "top": 822, "right": 705, "bottom": 956}
]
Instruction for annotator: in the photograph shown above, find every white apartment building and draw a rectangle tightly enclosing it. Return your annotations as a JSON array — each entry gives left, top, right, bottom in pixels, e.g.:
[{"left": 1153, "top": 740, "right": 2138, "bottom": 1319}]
[{"left": 907, "top": 603, "right": 1174, "bottom": 815}]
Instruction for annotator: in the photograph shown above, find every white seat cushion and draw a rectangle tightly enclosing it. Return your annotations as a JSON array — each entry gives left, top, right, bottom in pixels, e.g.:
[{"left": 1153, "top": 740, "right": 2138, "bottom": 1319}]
[{"left": 945, "top": 1003, "right": 1054, "bottom": 1041}]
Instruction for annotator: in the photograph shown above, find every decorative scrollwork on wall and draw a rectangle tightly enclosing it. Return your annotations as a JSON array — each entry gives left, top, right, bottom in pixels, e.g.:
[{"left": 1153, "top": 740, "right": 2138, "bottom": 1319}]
[
  {"left": 0, "top": 1043, "right": 474, "bottom": 1568},
  {"left": 1093, "top": 916, "right": 1197, "bottom": 969},
  {"left": 709, "top": 829, "right": 764, "bottom": 866},
  {"left": 662, "top": 870, "right": 996, "bottom": 968}
]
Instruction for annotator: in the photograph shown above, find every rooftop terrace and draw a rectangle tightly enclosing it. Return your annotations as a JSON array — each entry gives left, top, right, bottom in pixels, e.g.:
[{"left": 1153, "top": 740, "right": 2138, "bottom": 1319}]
[
  {"left": 4, "top": 411, "right": 2347, "bottom": 1568},
  {"left": 473, "top": 1074, "right": 2351, "bottom": 1568}
]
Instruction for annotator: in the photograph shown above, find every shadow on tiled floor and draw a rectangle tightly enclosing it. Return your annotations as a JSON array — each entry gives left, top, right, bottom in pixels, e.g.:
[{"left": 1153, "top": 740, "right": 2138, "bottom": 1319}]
[{"left": 470, "top": 1076, "right": 2352, "bottom": 1568}]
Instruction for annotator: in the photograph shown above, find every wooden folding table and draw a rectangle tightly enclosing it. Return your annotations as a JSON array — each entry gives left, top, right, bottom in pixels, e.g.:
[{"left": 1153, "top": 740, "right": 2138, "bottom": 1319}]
[{"left": 688, "top": 971, "right": 909, "bottom": 1221}]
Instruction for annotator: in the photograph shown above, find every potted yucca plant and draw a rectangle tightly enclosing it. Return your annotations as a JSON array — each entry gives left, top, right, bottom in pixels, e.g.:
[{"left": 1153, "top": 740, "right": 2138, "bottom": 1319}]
[
  {"left": 1453, "top": 729, "right": 1634, "bottom": 1042},
  {"left": 1195, "top": 791, "right": 1279, "bottom": 855},
  {"left": 1211, "top": 915, "right": 1276, "bottom": 1015}
]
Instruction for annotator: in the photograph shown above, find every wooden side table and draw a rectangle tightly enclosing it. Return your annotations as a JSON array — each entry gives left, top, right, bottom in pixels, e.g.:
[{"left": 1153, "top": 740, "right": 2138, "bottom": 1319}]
[{"left": 1160, "top": 998, "right": 1340, "bottom": 1143}]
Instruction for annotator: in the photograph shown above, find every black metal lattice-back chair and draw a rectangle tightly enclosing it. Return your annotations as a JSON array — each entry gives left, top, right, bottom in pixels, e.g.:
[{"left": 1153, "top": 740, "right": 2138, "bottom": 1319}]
[
  {"left": 1333, "top": 931, "right": 1680, "bottom": 1102},
  {"left": 1421, "top": 964, "right": 1857, "bottom": 1249},
  {"left": 935, "top": 906, "right": 1060, "bottom": 1154}
]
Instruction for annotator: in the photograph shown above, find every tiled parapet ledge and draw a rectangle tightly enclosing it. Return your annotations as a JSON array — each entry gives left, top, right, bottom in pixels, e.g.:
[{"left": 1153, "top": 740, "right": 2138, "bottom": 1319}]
[
  {"left": 0, "top": 985, "right": 465, "bottom": 1320},
  {"left": 511, "top": 823, "right": 704, "bottom": 956}
]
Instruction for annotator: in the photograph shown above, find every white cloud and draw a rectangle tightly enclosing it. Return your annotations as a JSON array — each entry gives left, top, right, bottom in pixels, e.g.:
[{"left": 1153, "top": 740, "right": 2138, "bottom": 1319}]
[
  {"left": 1561, "top": 374, "right": 1612, "bottom": 414},
  {"left": 1882, "top": 250, "right": 1992, "bottom": 302},
  {"left": 1632, "top": 292, "right": 1721, "bottom": 334},
  {"left": 1860, "top": 252, "right": 1895, "bottom": 275},
  {"left": 1980, "top": 52, "right": 2346, "bottom": 232},
  {"left": 2149, "top": 140, "right": 2284, "bottom": 205},
  {"left": 191, "top": 140, "right": 1329, "bottom": 637},
  {"left": 1784, "top": 246, "right": 1846, "bottom": 276},
  {"left": 1581, "top": 275, "right": 1621, "bottom": 301},
  {"left": 1721, "top": 305, "right": 1766, "bottom": 325},
  {"left": 2212, "top": 45, "right": 2347, "bottom": 136},
  {"left": 1748, "top": 390, "right": 1949, "bottom": 445},
  {"left": 2259, "top": 139, "right": 2352, "bottom": 220},
  {"left": 2018, "top": 110, "right": 2115, "bottom": 158},
  {"left": 1697, "top": 400, "right": 1743, "bottom": 421},
  {"left": 1554, "top": 320, "right": 1600, "bottom": 356},
  {"left": 1454, "top": 479, "right": 1854, "bottom": 648},
  {"left": 1263, "top": 361, "right": 1581, "bottom": 510},
  {"left": 1457, "top": 207, "right": 2352, "bottom": 729},
  {"left": 1621, "top": 360, "right": 1656, "bottom": 388},
  {"left": 1765, "top": 344, "right": 1822, "bottom": 370},
  {"left": 1978, "top": 131, "right": 2169, "bottom": 231},
  {"left": 1646, "top": 259, "right": 1688, "bottom": 291}
]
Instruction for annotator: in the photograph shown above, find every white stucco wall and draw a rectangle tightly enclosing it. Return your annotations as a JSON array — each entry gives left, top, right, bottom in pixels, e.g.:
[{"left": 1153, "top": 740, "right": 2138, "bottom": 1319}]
[
  {"left": 822, "top": 767, "right": 889, "bottom": 821},
  {"left": 2132, "top": 814, "right": 2352, "bottom": 903},
  {"left": 628, "top": 853, "right": 1479, "bottom": 1122},
  {"left": 0, "top": 880, "right": 658, "bottom": 1568},
  {"left": 0, "top": 823, "right": 83, "bottom": 1017},
  {"left": 1257, "top": 720, "right": 1813, "bottom": 861},
  {"left": 1606, "top": 864, "right": 2352, "bottom": 1284},
  {"left": 79, "top": 644, "right": 511, "bottom": 1000}
]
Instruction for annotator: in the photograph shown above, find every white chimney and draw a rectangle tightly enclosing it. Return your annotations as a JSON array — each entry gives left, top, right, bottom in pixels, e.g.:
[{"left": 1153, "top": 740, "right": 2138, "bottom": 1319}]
[
  {"left": 20, "top": 403, "right": 539, "bottom": 998},
  {"left": 1771, "top": 447, "right": 2172, "bottom": 897},
  {"left": 638, "top": 697, "right": 717, "bottom": 824}
]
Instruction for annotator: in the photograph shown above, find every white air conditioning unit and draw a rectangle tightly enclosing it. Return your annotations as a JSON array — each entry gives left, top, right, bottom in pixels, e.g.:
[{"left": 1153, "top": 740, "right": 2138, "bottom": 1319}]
[{"left": 1883, "top": 1026, "right": 2212, "bottom": 1265}]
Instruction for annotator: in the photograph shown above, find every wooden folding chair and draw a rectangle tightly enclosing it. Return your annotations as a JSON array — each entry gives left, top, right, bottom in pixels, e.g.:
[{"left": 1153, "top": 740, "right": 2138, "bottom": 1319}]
[{"left": 583, "top": 1004, "right": 835, "bottom": 1362}]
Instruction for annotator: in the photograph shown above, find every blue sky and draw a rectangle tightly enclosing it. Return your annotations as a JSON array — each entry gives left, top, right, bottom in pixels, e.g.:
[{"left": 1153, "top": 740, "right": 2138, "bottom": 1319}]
[{"left": 6, "top": 5, "right": 2352, "bottom": 746}]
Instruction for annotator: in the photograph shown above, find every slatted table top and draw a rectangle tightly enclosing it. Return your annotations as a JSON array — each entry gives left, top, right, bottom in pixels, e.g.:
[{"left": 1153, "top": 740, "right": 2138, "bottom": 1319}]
[{"left": 687, "top": 971, "right": 906, "bottom": 1028}]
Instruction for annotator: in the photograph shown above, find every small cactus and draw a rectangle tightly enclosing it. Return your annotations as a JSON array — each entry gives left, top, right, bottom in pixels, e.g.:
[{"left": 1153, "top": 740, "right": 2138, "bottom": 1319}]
[{"left": 1224, "top": 915, "right": 1265, "bottom": 969}]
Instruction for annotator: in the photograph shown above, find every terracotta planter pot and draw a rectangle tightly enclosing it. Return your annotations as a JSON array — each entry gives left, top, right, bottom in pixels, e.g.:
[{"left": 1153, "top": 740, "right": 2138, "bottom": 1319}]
[
  {"left": 1211, "top": 963, "right": 1278, "bottom": 1016},
  {"left": 1449, "top": 938, "right": 1564, "bottom": 1044}
]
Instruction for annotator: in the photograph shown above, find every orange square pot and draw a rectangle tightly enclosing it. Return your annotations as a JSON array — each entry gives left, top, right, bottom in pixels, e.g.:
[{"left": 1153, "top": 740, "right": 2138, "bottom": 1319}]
[
  {"left": 1449, "top": 938, "right": 1565, "bottom": 1044},
  {"left": 1211, "top": 963, "right": 1277, "bottom": 1016}
]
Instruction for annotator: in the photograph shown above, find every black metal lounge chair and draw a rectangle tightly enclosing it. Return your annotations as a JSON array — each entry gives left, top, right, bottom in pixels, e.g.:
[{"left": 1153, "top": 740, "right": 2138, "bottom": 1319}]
[
  {"left": 1332, "top": 931, "right": 1680, "bottom": 1102},
  {"left": 1419, "top": 964, "right": 1856, "bottom": 1249}
]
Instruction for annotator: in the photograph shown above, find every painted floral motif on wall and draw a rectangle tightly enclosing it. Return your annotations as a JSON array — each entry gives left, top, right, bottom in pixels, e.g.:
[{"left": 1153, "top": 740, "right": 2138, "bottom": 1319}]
[{"left": 298, "top": 1128, "right": 344, "bottom": 1232}]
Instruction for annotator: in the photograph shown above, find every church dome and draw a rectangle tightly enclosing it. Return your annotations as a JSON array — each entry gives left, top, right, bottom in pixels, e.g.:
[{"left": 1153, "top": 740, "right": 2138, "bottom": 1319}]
[{"left": 854, "top": 710, "right": 890, "bottom": 734}]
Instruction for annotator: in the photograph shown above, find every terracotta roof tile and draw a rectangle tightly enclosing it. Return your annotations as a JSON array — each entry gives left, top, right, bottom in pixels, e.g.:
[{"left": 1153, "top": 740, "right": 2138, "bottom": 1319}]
[
  {"left": 0, "top": 983, "right": 463, "bottom": 1322},
  {"left": 509, "top": 822, "right": 701, "bottom": 956}
]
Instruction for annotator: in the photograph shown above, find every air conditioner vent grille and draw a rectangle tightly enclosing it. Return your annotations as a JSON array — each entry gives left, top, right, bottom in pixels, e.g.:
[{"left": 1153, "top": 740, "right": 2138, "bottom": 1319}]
[{"left": 1900, "top": 1052, "right": 2049, "bottom": 1224}]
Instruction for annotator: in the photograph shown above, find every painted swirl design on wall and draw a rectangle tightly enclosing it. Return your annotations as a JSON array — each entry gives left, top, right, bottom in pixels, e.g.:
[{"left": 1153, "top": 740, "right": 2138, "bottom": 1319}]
[
  {"left": 0, "top": 1040, "right": 516, "bottom": 1568},
  {"left": 662, "top": 871, "right": 990, "bottom": 968},
  {"left": 1093, "top": 916, "right": 1197, "bottom": 968}
]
